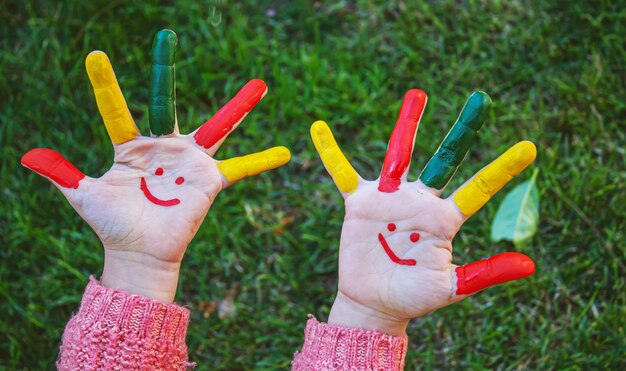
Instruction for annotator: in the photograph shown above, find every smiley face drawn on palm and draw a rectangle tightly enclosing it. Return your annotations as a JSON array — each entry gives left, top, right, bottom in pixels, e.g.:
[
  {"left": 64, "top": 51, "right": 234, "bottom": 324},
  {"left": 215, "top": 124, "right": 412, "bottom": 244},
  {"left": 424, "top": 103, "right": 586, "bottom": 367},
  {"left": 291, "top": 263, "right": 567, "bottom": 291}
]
[
  {"left": 22, "top": 30, "right": 290, "bottom": 264},
  {"left": 312, "top": 89, "right": 537, "bottom": 320},
  {"left": 70, "top": 137, "right": 223, "bottom": 262},
  {"left": 339, "top": 181, "right": 464, "bottom": 319}
]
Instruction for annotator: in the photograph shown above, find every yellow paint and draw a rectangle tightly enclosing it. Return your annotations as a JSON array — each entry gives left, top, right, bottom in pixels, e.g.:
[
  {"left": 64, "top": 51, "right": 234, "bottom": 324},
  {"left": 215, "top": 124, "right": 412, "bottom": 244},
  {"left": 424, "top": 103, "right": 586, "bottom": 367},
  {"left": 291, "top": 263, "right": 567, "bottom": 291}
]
[
  {"left": 310, "top": 120, "right": 359, "bottom": 194},
  {"left": 218, "top": 146, "right": 291, "bottom": 183},
  {"left": 454, "top": 141, "right": 537, "bottom": 216},
  {"left": 85, "top": 51, "right": 139, "bottom": 144}
]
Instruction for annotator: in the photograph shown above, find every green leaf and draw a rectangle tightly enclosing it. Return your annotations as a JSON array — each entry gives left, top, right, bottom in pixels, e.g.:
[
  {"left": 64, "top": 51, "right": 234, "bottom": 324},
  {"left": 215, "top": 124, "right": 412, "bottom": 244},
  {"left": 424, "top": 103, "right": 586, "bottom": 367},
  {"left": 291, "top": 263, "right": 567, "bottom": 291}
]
[{"left": 490, "top": 169, "right": 540, "bottom": 247}]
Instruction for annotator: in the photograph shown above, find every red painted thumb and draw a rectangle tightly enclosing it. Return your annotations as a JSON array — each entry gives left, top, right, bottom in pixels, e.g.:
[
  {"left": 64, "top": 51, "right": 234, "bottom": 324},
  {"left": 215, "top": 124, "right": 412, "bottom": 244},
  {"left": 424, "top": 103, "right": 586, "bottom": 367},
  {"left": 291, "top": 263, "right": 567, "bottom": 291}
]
[
  {"left": 22, "top": 148, "right": 85, "bottom": 189},
  {"left": 455, "top": 252, "right": 535, "bottom": 295}
]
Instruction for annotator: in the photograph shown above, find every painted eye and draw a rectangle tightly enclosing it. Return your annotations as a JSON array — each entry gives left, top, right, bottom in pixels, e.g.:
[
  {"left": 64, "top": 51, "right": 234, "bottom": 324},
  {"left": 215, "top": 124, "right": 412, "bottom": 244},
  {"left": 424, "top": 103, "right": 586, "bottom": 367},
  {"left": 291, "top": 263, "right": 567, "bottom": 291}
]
[
  {"left": 410, "top": 233, "right": 420, "bottom": 243},
  {"left": 175, "top": 176, "right": 185, "bottom": 185},
  {"left": 387, "top": 223, "right": 396, "bottom": 232},
  {"left": 155, "top": 168, "right": 164, "bottom": 176}
]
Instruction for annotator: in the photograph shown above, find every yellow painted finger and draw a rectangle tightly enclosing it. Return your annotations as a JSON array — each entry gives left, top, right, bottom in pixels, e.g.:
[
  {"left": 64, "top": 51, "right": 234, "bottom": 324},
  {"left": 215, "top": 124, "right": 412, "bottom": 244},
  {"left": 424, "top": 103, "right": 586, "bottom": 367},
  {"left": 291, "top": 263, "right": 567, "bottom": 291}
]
[
  {"left": 85, "top": 51, "right": 139, "bottom": 144},
  {"left": 310, "top": 120, "right": 359, "bottom": 194},
  {"left": 453, "top": 141, "right": 537, "bottom": 216},
  {"left": 218, "top": 146, "right": 291, "bottom": 183}
]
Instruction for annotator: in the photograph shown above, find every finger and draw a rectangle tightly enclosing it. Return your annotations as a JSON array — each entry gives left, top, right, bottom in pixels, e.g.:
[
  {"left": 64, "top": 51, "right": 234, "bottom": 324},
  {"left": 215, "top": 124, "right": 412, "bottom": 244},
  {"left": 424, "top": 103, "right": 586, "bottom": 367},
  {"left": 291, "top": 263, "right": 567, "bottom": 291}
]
[
  {"left": 217, "top": 146, "right": 291, "bottom": 185},
  {"left": 452, "top": 141, "right": 537, "bottom": 217},
  {"left": 85, "top": 51, "right": 140, "bottom": 144},
  {"left": 419, "top": 91, "right": 491, "bottom": 191},
  {"left": 310, "top": 120, "right": 359, "bottom": 195},
  {"left": 149, "top": 29, "right": 178, "bottom": 136},
  {"left": 454, "top": 252, "right": 535, "bottom": 295},
  {"left": 379, "top": 89, "right": 427, "bottom": 193},
  {"left": 193, "top": 79, "right": 267, "bottom": 153},
  {"left": 21, "top": 148, "right": 90, "bottom": 193}
]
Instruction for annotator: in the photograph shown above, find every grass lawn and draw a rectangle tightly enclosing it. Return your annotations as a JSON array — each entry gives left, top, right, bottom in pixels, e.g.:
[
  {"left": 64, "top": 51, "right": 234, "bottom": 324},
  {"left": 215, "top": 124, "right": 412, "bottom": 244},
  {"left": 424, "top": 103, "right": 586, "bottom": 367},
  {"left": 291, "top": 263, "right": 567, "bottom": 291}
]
[{"left": 1, "top": 0, "right": 624, "bottom": 369}]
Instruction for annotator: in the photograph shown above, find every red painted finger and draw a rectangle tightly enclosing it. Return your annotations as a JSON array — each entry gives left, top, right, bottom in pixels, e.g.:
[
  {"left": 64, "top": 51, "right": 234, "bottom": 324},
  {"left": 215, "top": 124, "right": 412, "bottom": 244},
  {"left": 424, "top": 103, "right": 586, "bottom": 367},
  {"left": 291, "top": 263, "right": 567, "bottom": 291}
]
[
  {"left": 21, "top": 148, "right": 85, "bottom": 189},
  {"left": 455, "top": 252, "right": 535, "bottom": 295},
  {"left": 379, "top": 89, "right": 427, "bottom": 192},
  {"left": 194, "top": 79, "right": 267, "bottom": 149}
]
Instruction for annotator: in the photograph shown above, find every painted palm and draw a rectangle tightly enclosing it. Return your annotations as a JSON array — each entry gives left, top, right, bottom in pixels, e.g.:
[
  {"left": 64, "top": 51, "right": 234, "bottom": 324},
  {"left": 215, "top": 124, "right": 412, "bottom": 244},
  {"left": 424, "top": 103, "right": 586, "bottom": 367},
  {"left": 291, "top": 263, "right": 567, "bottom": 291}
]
[
  {"left": 21, "top": 30, "right": 290, "bottom": 264},
  {"left": 312, "top": 89, "right": 537, "bottom": 324}
]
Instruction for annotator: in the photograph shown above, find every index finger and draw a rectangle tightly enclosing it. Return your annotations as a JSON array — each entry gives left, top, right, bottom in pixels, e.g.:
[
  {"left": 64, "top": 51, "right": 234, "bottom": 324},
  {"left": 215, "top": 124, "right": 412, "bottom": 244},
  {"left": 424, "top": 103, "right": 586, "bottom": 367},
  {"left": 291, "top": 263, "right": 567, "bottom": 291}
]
[
  {"left": 452, "top": 140, "right": 537, "bottom": 217},
  {"left": 85, "top": 51, "right": 140, "bottom": 144}
]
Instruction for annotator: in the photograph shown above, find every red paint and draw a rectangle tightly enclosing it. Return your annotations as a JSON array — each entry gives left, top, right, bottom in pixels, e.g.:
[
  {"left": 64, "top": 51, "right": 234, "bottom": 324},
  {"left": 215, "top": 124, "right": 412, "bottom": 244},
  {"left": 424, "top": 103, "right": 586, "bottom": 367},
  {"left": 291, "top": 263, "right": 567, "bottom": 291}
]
[
  {"left": 410, "top": 232, "right": 420, "bottom": 242},
  {"left": 155, "top": 167, "right": 164, "bottom": 176},
  {"left": 175, "top": 176, "right": 184, "bottom": 185},
  {"left": 21, "top": 148, "right": 85, "bottom": 189},
  {"left": 140, "top": 177, "right": 180, "bottom": 206},
  {"left": 379, "top": 89, "right": 427, "bottom": 193},
  {"left": 194, "top": 79, "right": 267, "bottom": 149},
  {"left": 455, "top": 252, "right": 535, "bottom": 295},
  {"left": 387, "top": 223, "right": 396, "bottom": 232},
  {"left": 378, "top": 233, "right": 417, "bottom": 266}
]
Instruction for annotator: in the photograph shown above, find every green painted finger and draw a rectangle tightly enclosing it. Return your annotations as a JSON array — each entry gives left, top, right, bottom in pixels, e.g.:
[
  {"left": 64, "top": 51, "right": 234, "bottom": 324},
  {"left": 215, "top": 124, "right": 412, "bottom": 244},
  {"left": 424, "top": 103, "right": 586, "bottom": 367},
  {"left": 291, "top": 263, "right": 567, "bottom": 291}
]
[
  {"left": 149, "top": 29, "right": 177, "bottom": 136},
  {"left": 419, "top": 91, "right": 492, "bottom": 189}
]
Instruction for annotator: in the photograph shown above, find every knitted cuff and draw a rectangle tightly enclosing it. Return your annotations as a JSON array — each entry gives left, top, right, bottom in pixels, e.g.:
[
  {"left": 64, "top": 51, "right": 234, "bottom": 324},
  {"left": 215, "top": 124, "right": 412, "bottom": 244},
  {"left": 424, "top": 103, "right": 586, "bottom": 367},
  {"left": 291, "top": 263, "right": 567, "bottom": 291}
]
[
  {"left": 80, "top": 276, "right": 190, "bottom": 342},
  {"left": 292, "top": 315, "right": 408, "bottom": 370},
  {"left": 57, "top": 276, "right": 193, "bottom": 370}
]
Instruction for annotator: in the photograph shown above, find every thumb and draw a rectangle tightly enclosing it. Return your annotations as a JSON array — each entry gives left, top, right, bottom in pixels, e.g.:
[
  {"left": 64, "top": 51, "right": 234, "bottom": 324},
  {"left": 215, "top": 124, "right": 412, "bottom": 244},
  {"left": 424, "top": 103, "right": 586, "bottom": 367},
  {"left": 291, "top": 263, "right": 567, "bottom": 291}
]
[
  {"left": 452, "top": 252, "right": 535, "bottom": 299},
  {"left": 22, "top": 148, "right": 92, "bottom": 204}
]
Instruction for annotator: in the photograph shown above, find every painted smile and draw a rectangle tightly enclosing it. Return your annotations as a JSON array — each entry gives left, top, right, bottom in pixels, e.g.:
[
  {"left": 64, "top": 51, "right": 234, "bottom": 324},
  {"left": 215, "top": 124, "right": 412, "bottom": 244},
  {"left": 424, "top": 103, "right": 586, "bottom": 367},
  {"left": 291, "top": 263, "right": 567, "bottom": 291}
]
[
  {"left": 378, "top": 223, "right": 420, "bottom": 266},
  {"left": 140, "top": 177, "right": 180, "bottom": 206}
]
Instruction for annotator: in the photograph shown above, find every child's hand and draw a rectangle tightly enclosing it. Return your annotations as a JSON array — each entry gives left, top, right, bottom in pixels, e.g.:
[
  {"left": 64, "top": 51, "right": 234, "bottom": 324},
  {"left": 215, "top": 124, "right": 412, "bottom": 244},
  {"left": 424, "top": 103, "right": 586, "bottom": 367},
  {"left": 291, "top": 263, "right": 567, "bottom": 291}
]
[
  {"left": 312, "top": 89, "right": 536, "bottom": 335},
  {"left": 22, "top": 30, "right": 290, "bottom": 302}
]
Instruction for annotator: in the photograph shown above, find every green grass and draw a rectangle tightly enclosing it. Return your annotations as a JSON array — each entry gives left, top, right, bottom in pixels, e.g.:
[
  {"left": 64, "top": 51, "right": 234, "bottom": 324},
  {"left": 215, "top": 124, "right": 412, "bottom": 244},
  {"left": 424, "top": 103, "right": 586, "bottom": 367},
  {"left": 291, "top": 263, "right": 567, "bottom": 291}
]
[{"left": 1, "top": 0, "right": 624, "bottom": 369}]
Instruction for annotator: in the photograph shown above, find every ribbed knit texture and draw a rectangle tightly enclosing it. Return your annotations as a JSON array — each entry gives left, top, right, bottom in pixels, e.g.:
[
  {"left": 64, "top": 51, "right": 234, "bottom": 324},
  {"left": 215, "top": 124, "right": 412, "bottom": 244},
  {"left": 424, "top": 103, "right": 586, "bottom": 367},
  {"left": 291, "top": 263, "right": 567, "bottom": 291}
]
[
  {"left": 292, "top": 315, "right": 408, "bottom": 370},
  {"left": 57, "top": 276, "right": 193, "bottom": 370}
]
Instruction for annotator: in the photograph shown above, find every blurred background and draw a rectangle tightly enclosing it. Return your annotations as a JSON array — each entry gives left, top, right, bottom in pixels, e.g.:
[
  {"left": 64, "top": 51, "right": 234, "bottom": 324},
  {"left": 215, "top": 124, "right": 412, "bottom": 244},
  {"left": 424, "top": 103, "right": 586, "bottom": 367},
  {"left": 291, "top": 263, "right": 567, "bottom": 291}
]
[{"left": 1, "top": 0, "right": 624, "bottom": 369}]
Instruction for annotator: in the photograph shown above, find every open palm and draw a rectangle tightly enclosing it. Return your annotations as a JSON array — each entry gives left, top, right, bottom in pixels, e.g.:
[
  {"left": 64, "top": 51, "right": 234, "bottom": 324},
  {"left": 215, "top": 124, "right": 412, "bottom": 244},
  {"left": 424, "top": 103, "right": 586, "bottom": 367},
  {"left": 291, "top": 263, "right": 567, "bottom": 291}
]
[
  {"left": 22, "top": 30, "right": 289, "bottom": 269},
  {"left": 312, "top": 89, "right": 536, "bottom": 333}
]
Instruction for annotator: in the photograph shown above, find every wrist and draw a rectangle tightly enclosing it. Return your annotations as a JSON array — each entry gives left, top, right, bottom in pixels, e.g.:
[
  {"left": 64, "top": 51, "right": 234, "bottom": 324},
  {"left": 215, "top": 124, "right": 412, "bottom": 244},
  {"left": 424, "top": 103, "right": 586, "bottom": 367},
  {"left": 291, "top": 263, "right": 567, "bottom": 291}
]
[
  {"left": 101, "top": 249, "right": 181, "bottom": 303},
  {"left": 328, "top": 291, "right": 409, "bottom": 336}
]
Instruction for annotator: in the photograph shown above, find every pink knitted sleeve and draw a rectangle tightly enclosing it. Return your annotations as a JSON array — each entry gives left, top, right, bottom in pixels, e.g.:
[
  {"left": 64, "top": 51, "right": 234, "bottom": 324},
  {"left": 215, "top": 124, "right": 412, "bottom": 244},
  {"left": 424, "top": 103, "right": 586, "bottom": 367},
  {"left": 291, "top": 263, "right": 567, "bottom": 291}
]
[
  {"left": 57, "top": 276, "right": 194, "bottom": 370},
  {"left": 292, "top": 315, "right": 408, "bottom": 370}
]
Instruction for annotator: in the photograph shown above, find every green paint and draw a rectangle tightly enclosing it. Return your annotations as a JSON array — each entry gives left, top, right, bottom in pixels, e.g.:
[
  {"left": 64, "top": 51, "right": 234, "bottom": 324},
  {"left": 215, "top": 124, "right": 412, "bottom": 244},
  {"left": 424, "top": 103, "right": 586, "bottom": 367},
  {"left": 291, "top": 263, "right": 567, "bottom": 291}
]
[
  {"left": 149, "top": 29, "right": 177, "bottom": 135},
  {"left": 419, "top": 91, "right": 491, "bottom": 189}
]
